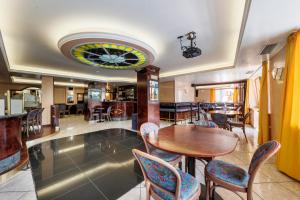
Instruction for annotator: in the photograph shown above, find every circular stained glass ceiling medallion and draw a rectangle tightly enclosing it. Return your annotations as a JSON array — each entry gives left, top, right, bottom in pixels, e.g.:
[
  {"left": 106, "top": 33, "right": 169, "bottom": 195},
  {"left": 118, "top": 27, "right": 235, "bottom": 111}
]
[{"left": 58, "top": 33, "right": 156, "bottom": 70}]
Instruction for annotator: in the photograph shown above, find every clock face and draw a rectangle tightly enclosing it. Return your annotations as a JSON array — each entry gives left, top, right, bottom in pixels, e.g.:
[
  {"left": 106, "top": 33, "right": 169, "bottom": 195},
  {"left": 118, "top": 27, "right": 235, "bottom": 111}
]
[{"left": 71, "top": 43, "right": 147, "bottom": 70}]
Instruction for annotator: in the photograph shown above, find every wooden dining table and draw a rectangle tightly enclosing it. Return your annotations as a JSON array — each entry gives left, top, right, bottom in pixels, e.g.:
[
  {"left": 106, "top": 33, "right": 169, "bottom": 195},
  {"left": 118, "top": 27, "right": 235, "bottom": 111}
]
[
  {"left": 209, "top": 110, "right": 241, "bottom": 116},
  {"left": 147, "top": 125, "right": 238, "bottom": 176}
]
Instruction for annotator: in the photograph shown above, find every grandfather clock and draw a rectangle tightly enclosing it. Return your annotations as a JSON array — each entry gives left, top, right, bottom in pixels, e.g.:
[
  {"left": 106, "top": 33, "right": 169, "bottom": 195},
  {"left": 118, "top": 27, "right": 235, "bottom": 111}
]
[{"left": 137, "top": 65, "right": 160, "bottom": 129}]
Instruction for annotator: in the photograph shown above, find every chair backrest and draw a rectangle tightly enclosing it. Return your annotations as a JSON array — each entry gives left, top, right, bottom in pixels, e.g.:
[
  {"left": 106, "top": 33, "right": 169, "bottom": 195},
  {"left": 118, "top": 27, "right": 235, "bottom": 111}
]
[
  {"left": 132, "top": 149, "right": 181, "bottom": 200},
  {"left": 58, "top": 104, "right": 66, "bottom": 111},
  {"left": 140, "top": 122, "right": 159, "bottom": 153},
  {"left": 236, "top": 106, "right": 242, "bottom": 112},
  {"left": 248, "top": 140, "right": 281, "bottom": 177},
  {"left": 211, "top": 113, "right": 228, "bottom": 128},
  {"left": 107, "top": 106, "right": 112, "bottom": 114},
  {"left": 199, "top": 109, "right": 208, "bottom": 121},
  {"left": 76, "top": 103, "right": 84, "bottom": 109},
  {"left": 242, "top": 112, "right": 251, "bottom": 123},
  {"left": 27, "top": 109, "right": 39, "bottom": 121},
  {"left": 194, "top": 120, "right": 218, "bottom": 128},
  {"left": 37, "top": 108, "right": 44, "bottom": 119}
]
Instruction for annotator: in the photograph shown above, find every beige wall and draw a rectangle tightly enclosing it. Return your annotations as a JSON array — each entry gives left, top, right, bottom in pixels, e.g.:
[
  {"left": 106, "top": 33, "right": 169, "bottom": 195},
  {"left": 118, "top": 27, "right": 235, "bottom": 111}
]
[
  {"left": 269, "top": 46, "right": 286, "bottom": 139},
  {"left": 54, "top": 87, "right": 66, "bottom": 104},
  {"left": 0, "top": 83, "right": 38, "bottom": 96},
  {"left": 159, "top": 81, "right": 175, "bottom": 102},
  {"left": 41, "top": 76, "right": 54, "bottom": 125},
  {"left": 54, "top": 87, "right": 85, "bottom": 104},
  {"left": 195, "top": 89, "right": 210, "bottom": 102}
]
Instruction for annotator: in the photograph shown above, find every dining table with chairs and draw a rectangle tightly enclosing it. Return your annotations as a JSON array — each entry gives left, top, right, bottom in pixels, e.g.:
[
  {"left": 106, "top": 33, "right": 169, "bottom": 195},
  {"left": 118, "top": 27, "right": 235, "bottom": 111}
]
[
  {"left": 146, "top": 124, "right": 239, "bottom": 176},
  {"left": 135, "top": 121, "right": 281, "bottom": 200}
]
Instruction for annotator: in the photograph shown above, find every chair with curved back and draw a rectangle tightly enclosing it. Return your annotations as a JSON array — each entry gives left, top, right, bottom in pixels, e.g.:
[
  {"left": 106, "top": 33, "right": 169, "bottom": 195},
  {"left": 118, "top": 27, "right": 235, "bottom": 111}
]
[
  {"left": 36, "top": 108, "right": 44, "bottom": 133},
  {"left": 58, "top": 104, "right": 67, "bottom": 117},
  {"left": 140, "top": 122, "right": 182, "bottom": 168},
  {"left": 184, "top": 120, "right": 219, "bottom": 171},
  {"left": 198, "top": 109, "right": 209, "bottom": 121},
  {"left": 205, "top": 140, "right": 281, "bottom": 200},
  {"left": 102, "top": 106, "right": 112, "bottom": 121},
  {"left": 76, "top": 103, "right": 84, "bottom": 114},
  {"left": 186, "top": 120, "right": 239, "bottom": 172},
  {"left": 24, "top": 109, "right": 39, "bottom": 137},
  {"left": 211, "top": 113, "right": 229, "bottom": 129},
  {"left": 89, "top": 107, "right": 100, "bottom": 121},
  {"left": 194, "top": 120, "right": 218, "bottom": 128},
  {"left": 228, "top": 112, "right": 251, "bottom": 143},
  {"left": 132, "top": 149, "right": 201, "bottom": 200}
]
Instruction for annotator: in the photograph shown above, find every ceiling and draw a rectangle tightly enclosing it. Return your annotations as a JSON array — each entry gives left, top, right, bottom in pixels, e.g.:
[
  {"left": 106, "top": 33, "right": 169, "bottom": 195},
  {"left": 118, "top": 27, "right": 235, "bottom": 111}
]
[
  {"left": 0, "top": 0, "right": 246, "bottom": 83},
  {"left": 0, "top": 0, "right": 299, "bottom": 85},
  {"left": 179, "top": 0, "right": 300, "bottom": 84}
]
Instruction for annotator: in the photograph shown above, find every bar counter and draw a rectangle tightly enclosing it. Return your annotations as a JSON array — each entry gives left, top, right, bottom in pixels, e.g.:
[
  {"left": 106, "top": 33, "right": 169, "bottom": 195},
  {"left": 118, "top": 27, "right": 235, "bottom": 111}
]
[{"left": 0, "top": 113, "right": 27, "bottom": 175}]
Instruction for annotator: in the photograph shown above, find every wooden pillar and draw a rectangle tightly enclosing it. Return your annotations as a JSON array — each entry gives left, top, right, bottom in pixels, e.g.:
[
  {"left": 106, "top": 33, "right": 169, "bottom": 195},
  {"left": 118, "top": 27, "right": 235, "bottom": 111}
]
[
  {"left": 41, "top": 76, "right": 54, "bottom": 125},
  {"left": 137, "top": 65, "right": 160, "bottom": 129}
]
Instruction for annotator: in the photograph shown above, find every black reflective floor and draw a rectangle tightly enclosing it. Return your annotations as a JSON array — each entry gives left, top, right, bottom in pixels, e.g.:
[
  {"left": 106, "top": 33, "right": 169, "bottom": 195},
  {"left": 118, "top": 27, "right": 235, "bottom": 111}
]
[
  {"left": 29, "top": 129, "right": 144, "bottom": 200},
  {"left": 29, "top": 128, "right": 222, "bottom": 200}
]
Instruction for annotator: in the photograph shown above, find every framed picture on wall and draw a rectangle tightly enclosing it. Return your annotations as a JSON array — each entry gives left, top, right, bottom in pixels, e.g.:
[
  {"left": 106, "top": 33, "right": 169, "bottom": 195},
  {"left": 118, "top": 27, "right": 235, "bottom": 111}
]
[
  {"left": 149, "top": 80, "right": 159, "bottom": 101},
  {"left": 66, "top": 88, "right": 74, "bottom": 104},
  {"left": 77, "top": 93, "right": 84, "bottom": 103}
]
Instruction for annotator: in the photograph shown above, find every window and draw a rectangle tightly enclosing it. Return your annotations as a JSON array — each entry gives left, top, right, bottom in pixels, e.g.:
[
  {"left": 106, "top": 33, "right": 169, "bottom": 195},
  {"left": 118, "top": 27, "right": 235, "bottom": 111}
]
[{"left": 215, "top": 89, "right": 234, "bottom": 103}]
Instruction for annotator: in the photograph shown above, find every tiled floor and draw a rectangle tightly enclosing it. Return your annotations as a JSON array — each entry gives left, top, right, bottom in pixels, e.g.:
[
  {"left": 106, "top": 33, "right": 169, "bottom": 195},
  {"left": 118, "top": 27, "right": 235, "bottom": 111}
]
[
  {"left": 29, "top": 129, "right": 145, "bottom": 200},
  {"left": 0, "top": 115, "right": 299, "bottom": 200}
]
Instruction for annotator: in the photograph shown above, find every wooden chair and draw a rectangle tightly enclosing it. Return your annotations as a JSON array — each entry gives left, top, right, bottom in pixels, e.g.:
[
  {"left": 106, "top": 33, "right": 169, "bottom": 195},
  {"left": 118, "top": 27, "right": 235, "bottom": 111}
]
[
  {"left": 184, "top": 120, "right": 219, "bottom": 172},
  {"left": 102, "top": 106, "right": 112, "bottom": 121},
  {"left": 23, "top": 109, "right": 39, "bottom": 137},
  {"left": 89, "top": 108, "right": 100, "bottom": 121},
  {"left": 76, "top": 103, "right": 84, "bottom": 114},
  {"left": 194, "top": 120, "right": 218, "bottom": 128},
  {"left": 228, "top": 112, "right": 251, "bottom": 143},
  {"left": 36, "top": 108, "right": 44, "bottom": 133},
  {"left": 199, "top": 109, "right": 209, "bottom": 121},
  {"left": 186, "top": 120, "right": 239, "bottom": 172},
  {"left": 64, "top": 105, "right": 70, "bottom": 115},
  {"left": 140, "top": 122, "right": 183, "bottom": 168},
  {"left": 205, "top": 140, "right": 281, "bottom": 200},
  {"left": 58, "top": 104, "right": 67, "bottom": 117},
  {"left": 132, "top": 149, "right": 201, "bottom": 200},
  {"left": 211, "top": 113, "right": 229, "bottom": 129}
]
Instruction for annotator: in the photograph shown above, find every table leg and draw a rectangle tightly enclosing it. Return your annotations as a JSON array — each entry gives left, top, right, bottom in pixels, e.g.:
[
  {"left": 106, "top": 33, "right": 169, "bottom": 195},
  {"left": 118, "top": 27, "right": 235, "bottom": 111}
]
[{"left": 187, "top": 156, "right": 196, "bottom": 176}]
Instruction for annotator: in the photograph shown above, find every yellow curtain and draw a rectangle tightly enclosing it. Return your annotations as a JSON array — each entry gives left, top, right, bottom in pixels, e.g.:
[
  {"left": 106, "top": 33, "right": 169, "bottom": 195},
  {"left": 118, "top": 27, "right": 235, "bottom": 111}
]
[
  {"left": 244, "top": 79, "right": 250, "bottom": 123},
  {"left": 210, "top": 89, "right": 215, "bottom": 103},
  {"left": 258, "top": 61, "right": 270, "bottom": 145},
  {"left": 277, "top": 30, "right": 300, "bottom": 181},
  {"left": 233, "top": 88, "right": 238, "bottom": 103}
]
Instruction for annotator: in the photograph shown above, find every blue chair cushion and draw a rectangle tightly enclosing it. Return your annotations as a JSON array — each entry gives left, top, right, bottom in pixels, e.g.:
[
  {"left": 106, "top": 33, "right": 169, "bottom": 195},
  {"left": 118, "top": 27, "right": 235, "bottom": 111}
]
[
  {"left": 206, "top": 160, "right": 249, "bottom": 188},
  {"left": 152, "top": 169, "right": 200, "bottom": 200},
  {"left": 151, "top": 149, "right": 181, "bottom": 162}
]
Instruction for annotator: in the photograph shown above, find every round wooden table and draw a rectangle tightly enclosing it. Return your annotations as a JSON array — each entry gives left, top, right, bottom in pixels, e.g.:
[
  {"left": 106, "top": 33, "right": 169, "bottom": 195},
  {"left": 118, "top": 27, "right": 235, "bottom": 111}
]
[{"left": 147, "top": 125, "right": 238, "bottom": 176}]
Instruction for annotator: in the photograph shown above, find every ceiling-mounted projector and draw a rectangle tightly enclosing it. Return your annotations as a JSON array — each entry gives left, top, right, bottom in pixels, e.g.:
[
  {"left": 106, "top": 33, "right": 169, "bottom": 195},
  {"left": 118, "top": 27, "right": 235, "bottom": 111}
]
[{"left": 177, "top": 31, "right": 202, "bottom": 58}]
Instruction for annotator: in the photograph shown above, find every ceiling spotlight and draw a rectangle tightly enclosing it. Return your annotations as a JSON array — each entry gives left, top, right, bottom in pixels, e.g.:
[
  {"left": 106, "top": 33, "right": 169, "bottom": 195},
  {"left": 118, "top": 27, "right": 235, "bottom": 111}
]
[{"left": 177, "top": 31, "right": 202, "bottom": 58}]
